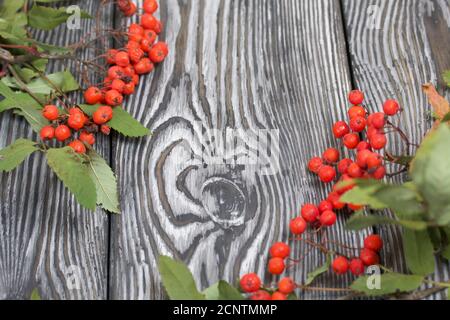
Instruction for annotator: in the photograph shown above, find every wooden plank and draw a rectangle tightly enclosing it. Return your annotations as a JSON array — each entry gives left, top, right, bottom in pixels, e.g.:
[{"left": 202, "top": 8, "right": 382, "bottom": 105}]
[
  {"left": 0, "top": 0, "right": 112, "bottom": 299},
  {"left": 342, "top": 0, "right": 450, "bottom": 299},
  {"left": 110, "top": 0, "right": 366, "bottom": 299}
]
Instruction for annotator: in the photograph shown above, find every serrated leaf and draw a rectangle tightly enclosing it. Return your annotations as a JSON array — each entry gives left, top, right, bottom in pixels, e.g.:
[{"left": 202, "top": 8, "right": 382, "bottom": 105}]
[
  {"left": 86, "top": 150, "right": 120, "bottom": 214},
  {"left": 345, "top": 214, "right": 427, "bottom": 231},
  {"left": 46, "top": 147, "right": 97, "bottom": 210},
  {"left": 28, "top": 5, "right": 91, "bottom": 30},
  {"left": 305, "top": 254, "right": 331, "bottom": 286},
  {"left": 0, "top": 139, "right": 39, "bottom": 172},
  {"left": 2, "top": 70, "right": 79, "bottom": 95},
  {"left": 411, "top": 125, "right": 450, "bottom": 225},
  {"left": 30, "top": 288, "right": 41, "bottom": 300},
  {"left": 403, "top": 229, "right": 436, "bottom": 276},
  {"left": 351, "top": 273, "right": 424, "bottom": 296},
  {"left": 79, "top": 104, "right": 150, "bottom": 137},
  {"left": 158, "top": 256, "right": 205, "bottom": 300}
]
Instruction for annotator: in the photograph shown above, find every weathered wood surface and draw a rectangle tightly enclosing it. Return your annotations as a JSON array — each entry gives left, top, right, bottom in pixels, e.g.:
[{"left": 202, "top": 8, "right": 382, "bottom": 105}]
[
  {"left": 109, "top": 0, "right": 368, "bottom": 300},
  {"left": 0, "top": 0, "right": 449, "bottom": 300},
  {"left": 342, "top": 0, "right": 450, "bottom": 299},
  {"left": 0, "top": 1, "right": 112, "bottom": 299}
]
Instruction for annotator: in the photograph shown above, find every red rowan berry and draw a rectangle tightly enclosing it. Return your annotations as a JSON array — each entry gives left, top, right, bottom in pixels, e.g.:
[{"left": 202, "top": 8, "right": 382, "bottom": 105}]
[
  {"left": 115, "top": 51, "right": 130, "bottom": 67},
  {"left": 347, "top": 162, "right": 363, "bottom": 178},
  {"left": 370, "top": 134, "right": 387, "bottom": 150},
  {"left": 328, "top": 192, "right": 345, "bottom": 210},
  {"left": 343, "top": 133, "right": 360, "bottom": 150},
  {"left": 319, "top": 200, "right": 333, "bottom": 213},
  {"left": 369, "top": 112, "right": 386, "bottom": 129},
  {"left": 350, "top": 258, "right": 365, "bottom": 276},
  {"left": 356, "top": 150, "right": 372, "bottom": 168},
  {"left": 333, "top": 121, "right": 350, "bottom": 139},
  {"left": 383, "top": 99, "right": 400, "bottom": 116},
  {"left": 364, "top": 235, "right": 383, "bottom": 252},
  {"left": 101, "top": 125, "right": 111, "bottom": 135},
  {"left": 240, "top": 273, "right": 261, "bottom": 293},
  {"left": 250, "top": 290, "right": 272, "bottom": 301},
  {"left": 372, "top": 166, "right": 386, "bottom": 180},
  {"left": 271, "top": 292, "right": 287, "bottom": 300},
  {"left": 55, "top": 125, "right": 71, "bottom": 142},
  {"left": 348, "top": 90, "right": 364, "bottom": 105},
  {"left": 111, "top": 79, "right": 126, "bottom": 93},
  {"left": 318, "top": 165, "right": 336, "bottom": 183},
  {"left": 132, "top": 74, "right": 139, "bottom": 85},
  {"left": 93, "top": 106, "right": 113, "bottom": 125},
  {"left": 149, "top": 42, "right": 169, "bottom": 63},
  {"left": 126, "top": 40, "right": 141, "bottom": 50},
  {"left": 80, "top": 131, "right": 95, "bottom": 145},
  {"left": 40, "top": 125, "right": 55, "bottom": 140},
  {"left": 320, "top": 210, "right": 337, "bottom": 227},
  {"left": 68, "top": 112, "right": 85, "bottom": 131},
  {"left": 301, "top": 204, "right": 320, "bottom": 223},
  {"left": 348, "top": 105, "right": 366, "bottom": 119},
  {"left": 290, "top": 217, "right": 307, "bottom": 235},
  {"left": 360, "top": 248, "right": 380, "bottom": 266},
  {"left": 366, "top": 153, "right": 382, "bottom": 169},
  {"left": 123, "top": 2, "right": 137, "bottom": 16},
  {"left": 105, "top": 89, "right": 123, "bottom": 106},
  {"left": 106, "top": 49, "right": 118, "bottom": 64},
  {"left": 332, "top": 256, "right": 349, "bottom": 275},
  {"left": 42, "top": 105, "right": 59, "bottom": 121},
  {"left": 322, "top": 148, "right": 340, "bottom": 164},
  {"left": 357, "top": 141, "right": 372, "bottom": 152},
  {"left": 108, "top": 66, "right": 125, "bottom": 79},
  {"left": 366, "top": 126, "right": 381, "bottom": 140},
  {"left": 141, "top": 14, "right": 161, "bottom": 32},
  {"left": 278, "top": 278, "right": 295, "bottom": 294},
  {"left": 129, "top": 47, "right": 145, "bottom": 64},
  {"left": 134, "top": 58, "right": 154, "bottom": 74},
  {"left": 140, "top": 38, "right": 154, "bottom": 53},
  {"left": 143, "top": 0, "right": 158, "bottom": 14},
  {"left": 84, "top": 86, "right": 102, "bottom": 105},
  {"left": 69, "top": 140, "right": 86, "bottom": 154},
  {"left": 143, "top": 29, "right": 157, "bottom": 44},
  {"left": 337, "top": 158, "right": 353, "bottom": 174},
  {"left": 308, "top": 157, "right": 323, "bottom": 174},
  {"left": 123, "top": 82, "right": 136, "bottom": 95},
  {"left": 269, "top": 242, "right": 290, "bottom": 259},
  {"left": 268, "top": 258, "right": 285, "bottom": 275},
  {"left": 128, "top": 23, "right": 144, "bottom": 42},
  {"left": 349, "top": 116, "right": 367, "bottom": 132}
]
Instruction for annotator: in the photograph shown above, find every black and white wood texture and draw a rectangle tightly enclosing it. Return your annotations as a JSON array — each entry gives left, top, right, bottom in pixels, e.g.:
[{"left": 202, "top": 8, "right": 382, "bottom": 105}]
[
  {"left": 0, "top": 0, "right": 449, "bottom": 300},
  {"left": 0, "top": 1, "right": 112, "bottom": 299}
]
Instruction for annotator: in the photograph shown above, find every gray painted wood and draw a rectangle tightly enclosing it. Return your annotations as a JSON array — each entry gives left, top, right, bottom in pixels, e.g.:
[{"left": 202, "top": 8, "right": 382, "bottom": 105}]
[
  {"left": 0, "top": 1, "right": 112, "bottom": 299},
  {"left": 109, "top": 0, "right": 371, "bottom": 300},
  {"left": 342, "top": 0, "right": 450, "bottom": 299}
]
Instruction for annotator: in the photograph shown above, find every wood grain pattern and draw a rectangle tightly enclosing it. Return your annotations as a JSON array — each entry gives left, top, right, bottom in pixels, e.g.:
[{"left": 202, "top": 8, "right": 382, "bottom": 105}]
[
  {"left": 342, "top": 0, "right": 450, "bottom": 299},
  {"left": 109, "top": 0, "right": 370, "bottom": 300},
  {"left": 0, "top": 1, "right": 112, "bottom": 299}
]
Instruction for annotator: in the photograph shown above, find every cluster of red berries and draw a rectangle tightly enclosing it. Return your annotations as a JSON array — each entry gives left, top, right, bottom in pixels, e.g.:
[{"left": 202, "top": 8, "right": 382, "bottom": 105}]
[
  {"left": 306, "top": 90, "right": 401, "bottom": 217},
  {"left": 240, "top": 273, "right": 295, "bottom": 301},
  {"left": 332, "top": 234, "right": 383, "bottom": 276},
  {"left": 39, "top": 0, "right": 167, "bottom": 154}
]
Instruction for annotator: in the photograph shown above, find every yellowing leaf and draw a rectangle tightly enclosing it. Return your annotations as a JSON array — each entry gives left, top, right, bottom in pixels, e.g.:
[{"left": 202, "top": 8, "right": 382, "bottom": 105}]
[{"left": 422, "top": 83, "right": 450, "bottom": 128}]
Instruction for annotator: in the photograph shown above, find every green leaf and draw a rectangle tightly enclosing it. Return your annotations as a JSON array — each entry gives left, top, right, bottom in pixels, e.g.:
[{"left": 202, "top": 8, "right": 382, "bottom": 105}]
[
  {"left": 444, "top": 70, "right": 450, "bottom": 88},
  {"left": 0, "top": 139, "right": 39, "bottom": 172},
  {"left": 30, "top": 288, "right": 41, "bottom": 300},
  {"left": 86, "top": 150, "right": 120, "bottom": 214},
  {"left": 79, "top": 104, "right": 150, "bottom": 137},
  {"left": 0, "top": 1, "right": 25, "bottom": 18},
  {"left": 345, "top": 214, "right": 427, "bottom": 231},
  {"left": 442, "top": 112, "right": 450, "bottom": 123},
  {"left": 2, "top": 70, "right": 79, "bottom": 95},
  {"left": 203, "top": 281, "right": 244, "bottom": 300},
  {"left": 340, "top": 180, "right": 386, "bottom": 209},
  {"left": 28, "top": 5, "right": 91, "bottom": 30},
  {"left": 403, "top": 229, "right": 436, "bottom": 276},
  {"left": 158, "top": 256, "right": 205, "bottom": 300},
  {"left": 411, "top": 125, "right": 450, "bottom": 225},
  {"left": 305, "top": 254, "right": 331, "bottom": 286},
  {"left": 46, "top": 147, "right": 97, "bottom": 210},
  {"left": 351, "top": 273, "right": 424, "bottom": 296}
]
